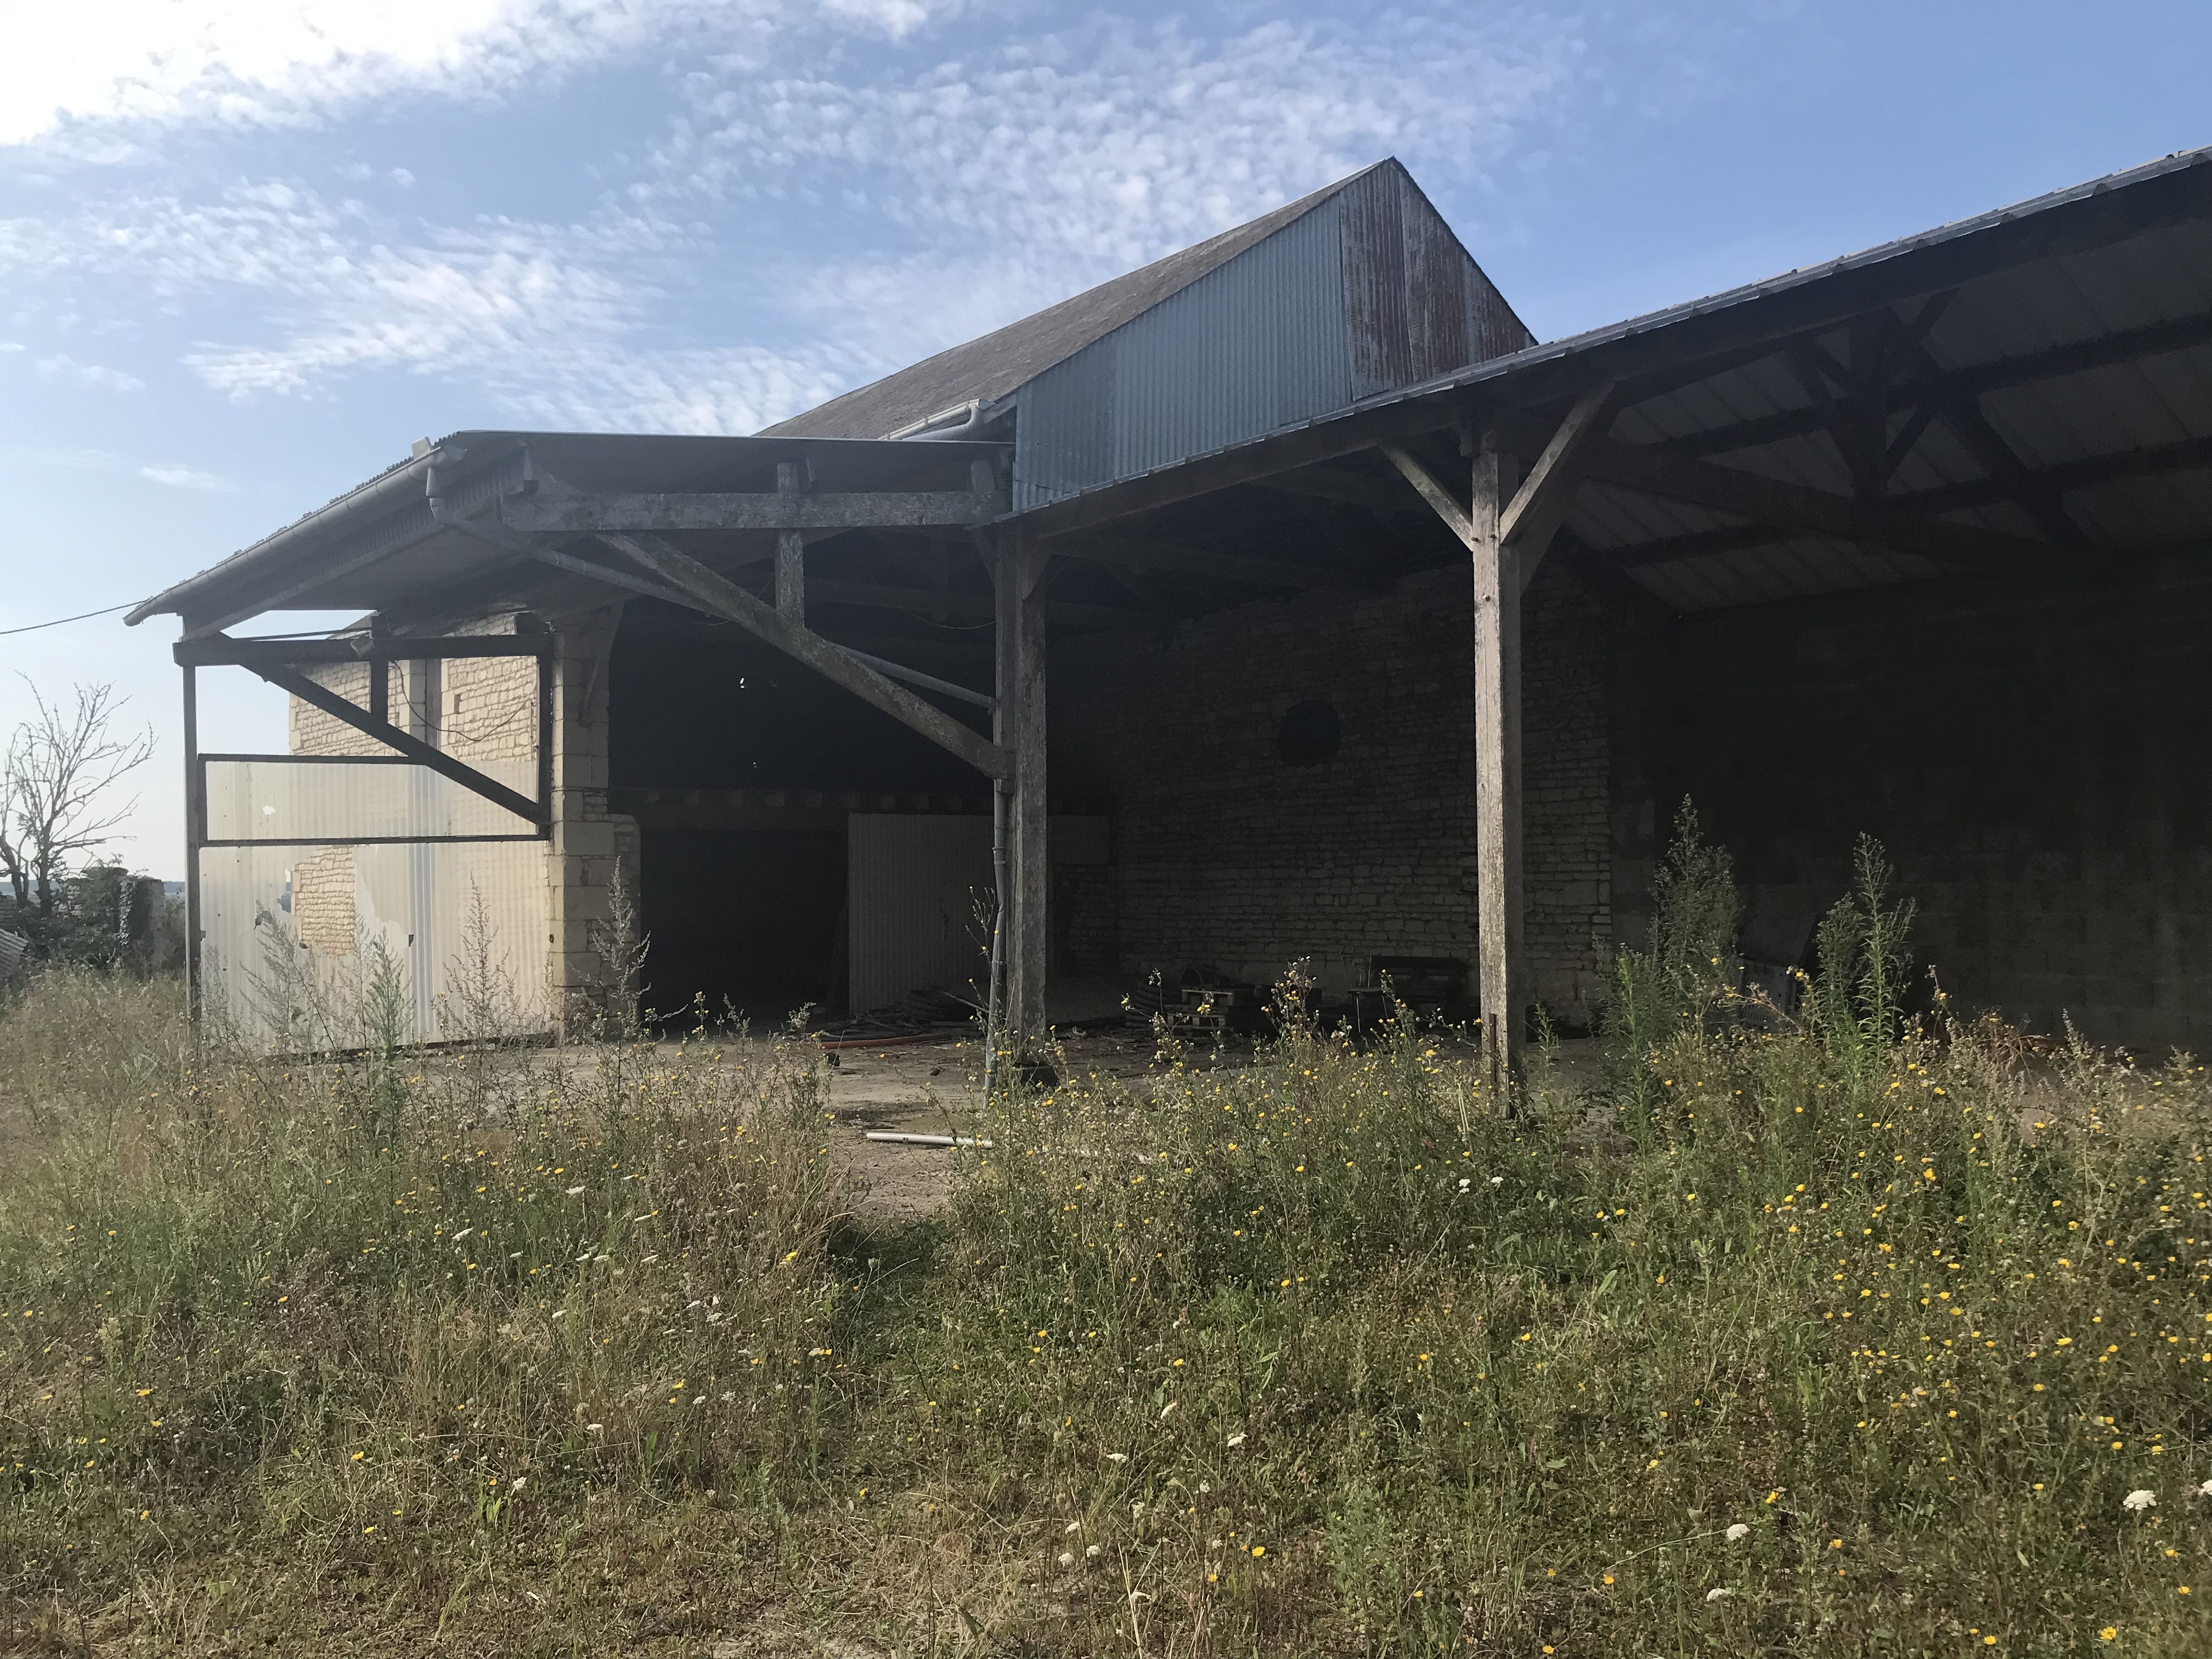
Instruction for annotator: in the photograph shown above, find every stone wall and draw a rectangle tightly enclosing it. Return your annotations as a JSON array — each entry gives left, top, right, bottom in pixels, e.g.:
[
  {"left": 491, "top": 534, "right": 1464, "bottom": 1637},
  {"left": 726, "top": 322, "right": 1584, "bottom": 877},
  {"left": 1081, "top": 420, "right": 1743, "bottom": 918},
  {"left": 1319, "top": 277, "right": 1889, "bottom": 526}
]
[
  {"left": 1054, "top": 558, "right": 1617, "bottom": 1025},
  {"left": 282, "top": 610, "right": 631, "bottom": 1036},
  {"left": 1654, "top": 558, "right": 2212, "bottom": 1051}
]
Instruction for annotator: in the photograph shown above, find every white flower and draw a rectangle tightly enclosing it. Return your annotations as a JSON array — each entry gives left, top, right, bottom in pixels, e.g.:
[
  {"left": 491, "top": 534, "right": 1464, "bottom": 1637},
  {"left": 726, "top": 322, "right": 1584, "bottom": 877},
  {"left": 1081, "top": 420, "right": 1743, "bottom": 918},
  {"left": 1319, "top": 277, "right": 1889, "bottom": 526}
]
[
  {"left": 691, "top": 1396, "right": 706, "bottom": 1408},
  {"left": 1458, "top": 1178, "right": 1472, "bottom": 1190},
  {"left": 1065, "top": 1521, "right": 1081, "bottom": 1534},
  {"left": 1226, "top": 1432, "right": 1247, "bottom": 1448},
  {"left": 550, "top": 1310, "right": 565, "bottom": 1321},
  {"left": 719, "top": 1391, "right": 734, "bottom": 1403},
  {"left": 1057, "top": 1551, "right": 1075, "bottom": 1567},
  {"left": 1489, "top": 1176, "right": 1504, "bottom": 1186},
  {"left": 508, "top": 1477, "right": 527, "bottom": 1494},
  {"left": 586, "top": 1422, "right": 604, "bottom": 1434},
  {"left": 2199, "top": 1478, "right": 2212, "bottom": 1498},
  {"left": 1705, "top": 1587, "right": 1732, "bottom": 1603},
  {"left": 450, "top": 1227, "right": 473, "bottom": 1243},
  {"left": 2123, "top": 1488, "right": 2157, "bottom": 1511},
  {"left": 1725, "top": 1523, "right": 1750, "bottom": 1542},
  {"left": 565, "top": 1186, "right": 586, "bottom": 1198},
  {"left": 1105, "top": 1452, "right": 1128, "bottom": 1463},
  {"left": 1086, "top": 1544, "right": 1102, "bottom": 1558}
]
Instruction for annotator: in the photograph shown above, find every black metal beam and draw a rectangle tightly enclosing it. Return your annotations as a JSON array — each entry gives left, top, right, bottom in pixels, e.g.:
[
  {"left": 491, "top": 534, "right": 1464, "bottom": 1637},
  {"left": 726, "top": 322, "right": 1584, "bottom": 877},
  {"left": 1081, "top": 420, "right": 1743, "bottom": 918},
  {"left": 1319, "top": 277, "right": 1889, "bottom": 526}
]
[
  {"left": 1668, "top": 308, "right": 2212, "bottom": 459},
  {"left": 1581, "top": 432, "right": 2212, "bottom": 572},
  {"left": 1513, "top": 418, "right": 2062, "bottom": 574}
]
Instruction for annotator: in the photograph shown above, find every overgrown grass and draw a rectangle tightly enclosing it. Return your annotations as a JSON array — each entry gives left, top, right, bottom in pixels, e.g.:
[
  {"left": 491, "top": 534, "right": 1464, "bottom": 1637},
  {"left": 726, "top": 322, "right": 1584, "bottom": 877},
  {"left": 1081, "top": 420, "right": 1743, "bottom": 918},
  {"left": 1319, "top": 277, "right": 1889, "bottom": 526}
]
[{"left": 4, "top": 947, "right": 2210, "bottom": 1655}]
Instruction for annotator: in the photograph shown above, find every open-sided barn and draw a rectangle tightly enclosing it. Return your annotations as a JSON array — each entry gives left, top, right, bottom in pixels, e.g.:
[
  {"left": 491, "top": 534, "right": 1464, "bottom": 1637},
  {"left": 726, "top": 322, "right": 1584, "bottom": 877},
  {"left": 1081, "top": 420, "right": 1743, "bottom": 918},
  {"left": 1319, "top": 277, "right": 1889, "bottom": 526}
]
[{"left": 130, "top": 146, "right": 2212, "bottom": 1077}]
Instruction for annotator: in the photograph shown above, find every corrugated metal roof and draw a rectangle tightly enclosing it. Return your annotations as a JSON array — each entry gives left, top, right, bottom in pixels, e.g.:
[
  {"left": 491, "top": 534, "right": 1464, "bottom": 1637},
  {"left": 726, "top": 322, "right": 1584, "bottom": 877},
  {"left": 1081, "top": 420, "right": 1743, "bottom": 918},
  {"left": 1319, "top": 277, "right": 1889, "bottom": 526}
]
[{"left": 1576, "top": 202, "right": 2212, "bottom": 609}]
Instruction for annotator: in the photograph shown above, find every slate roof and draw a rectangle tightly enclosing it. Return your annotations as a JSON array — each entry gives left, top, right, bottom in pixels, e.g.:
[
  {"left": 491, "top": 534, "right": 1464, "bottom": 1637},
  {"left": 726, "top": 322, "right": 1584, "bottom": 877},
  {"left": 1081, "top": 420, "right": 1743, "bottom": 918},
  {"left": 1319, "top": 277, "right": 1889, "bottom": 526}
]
[{"left": 759, "top": 166, "right": 1389, "bottom": 441}]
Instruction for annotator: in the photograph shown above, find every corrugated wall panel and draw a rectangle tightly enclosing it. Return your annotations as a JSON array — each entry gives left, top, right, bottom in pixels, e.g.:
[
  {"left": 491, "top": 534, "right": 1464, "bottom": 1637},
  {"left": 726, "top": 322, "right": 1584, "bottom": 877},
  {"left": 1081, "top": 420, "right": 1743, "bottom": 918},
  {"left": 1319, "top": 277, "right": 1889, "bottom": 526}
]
[
  {"left": 1015, "top": 198, "right": 1353, "bottom": 509},
  {"left": 846, "top": 815, "right": 996, "bottom": 1015},
  {"left": 200, "top": 838, "right": 549, "bottom": 1051}
]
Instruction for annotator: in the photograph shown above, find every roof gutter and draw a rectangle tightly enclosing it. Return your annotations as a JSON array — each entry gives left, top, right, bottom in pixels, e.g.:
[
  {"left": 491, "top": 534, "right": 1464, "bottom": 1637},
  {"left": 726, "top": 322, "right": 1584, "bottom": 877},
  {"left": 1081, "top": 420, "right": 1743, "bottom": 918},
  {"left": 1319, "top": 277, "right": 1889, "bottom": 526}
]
[{"left": 123, "top": 442, "right": 464, "bottom": 627}]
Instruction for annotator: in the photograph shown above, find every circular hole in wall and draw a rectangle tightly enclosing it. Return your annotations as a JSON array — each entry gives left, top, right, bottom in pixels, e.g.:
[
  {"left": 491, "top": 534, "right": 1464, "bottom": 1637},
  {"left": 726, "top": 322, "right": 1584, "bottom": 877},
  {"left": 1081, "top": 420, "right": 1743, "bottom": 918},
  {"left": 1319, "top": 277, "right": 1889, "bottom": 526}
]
[{"left": 1277, "top": 699, "right": 1341, "bottom": 768}]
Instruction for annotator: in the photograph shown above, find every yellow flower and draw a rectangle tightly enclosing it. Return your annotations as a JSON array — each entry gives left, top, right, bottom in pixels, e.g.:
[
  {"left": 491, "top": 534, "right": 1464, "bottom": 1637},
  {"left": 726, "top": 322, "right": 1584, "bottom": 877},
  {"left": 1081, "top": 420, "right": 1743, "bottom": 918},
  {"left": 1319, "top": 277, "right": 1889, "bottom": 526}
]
[{"left": 2101, "top": 1629, "right": 2118, "bottom": 1641}]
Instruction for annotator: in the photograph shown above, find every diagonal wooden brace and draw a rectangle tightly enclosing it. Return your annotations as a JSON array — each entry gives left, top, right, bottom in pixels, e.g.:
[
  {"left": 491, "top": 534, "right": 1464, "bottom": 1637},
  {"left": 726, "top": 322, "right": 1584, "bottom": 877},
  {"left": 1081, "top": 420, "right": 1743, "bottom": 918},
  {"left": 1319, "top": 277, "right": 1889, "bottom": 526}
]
[
  {"left": 596, "top": 531, "right": 1009, "bottom": 781},
  {"left": 254, "top": 663, "right": 547, "bottom": 826}
]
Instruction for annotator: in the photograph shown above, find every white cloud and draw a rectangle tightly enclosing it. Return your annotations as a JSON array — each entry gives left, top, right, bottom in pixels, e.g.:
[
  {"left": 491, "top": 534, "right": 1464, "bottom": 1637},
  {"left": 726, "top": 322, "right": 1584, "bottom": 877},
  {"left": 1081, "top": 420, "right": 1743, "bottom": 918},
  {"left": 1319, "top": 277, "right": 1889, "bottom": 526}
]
[
  {"left": 664, "top": 13, "right": 1581, "bottom": 272},
  {"left": 36, "top": 353, "right": 145, "bottom": 391},
  {"left": 0, "top": 1, "right": 969, "bottom": 149},
  {"left": 140, "top": 462, "right": 236, "bottom": 491},
  {"left": 0, "top": 8, "right": 1592, "bottom": 432}
]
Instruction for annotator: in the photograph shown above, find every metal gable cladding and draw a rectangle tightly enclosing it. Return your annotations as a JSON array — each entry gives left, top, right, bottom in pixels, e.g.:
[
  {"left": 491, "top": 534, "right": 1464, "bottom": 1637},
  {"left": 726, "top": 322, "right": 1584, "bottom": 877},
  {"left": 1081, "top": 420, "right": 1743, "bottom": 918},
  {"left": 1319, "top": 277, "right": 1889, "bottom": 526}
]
[{"left": 1013, "top": 161, "right": 1532, "bottom": 511}]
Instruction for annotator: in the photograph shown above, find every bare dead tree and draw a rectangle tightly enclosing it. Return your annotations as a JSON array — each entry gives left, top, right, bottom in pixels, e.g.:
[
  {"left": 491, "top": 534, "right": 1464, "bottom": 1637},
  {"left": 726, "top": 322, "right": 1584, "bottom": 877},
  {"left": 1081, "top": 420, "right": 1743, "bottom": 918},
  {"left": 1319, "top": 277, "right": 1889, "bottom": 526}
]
[{"left": 0, "top": 678, "right": 155, "bottom": 922}]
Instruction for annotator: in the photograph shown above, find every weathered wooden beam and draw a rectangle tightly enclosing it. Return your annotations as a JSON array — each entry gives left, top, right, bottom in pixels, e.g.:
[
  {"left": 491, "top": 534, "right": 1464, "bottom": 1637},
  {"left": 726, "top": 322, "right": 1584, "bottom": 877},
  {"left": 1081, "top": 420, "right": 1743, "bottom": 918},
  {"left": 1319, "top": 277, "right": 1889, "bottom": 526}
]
[
  {"left": 1497, "top": 380, "right": 1618, "bottom": 575},
  {"left": 1061, "top": 531, "right": 1372, "bottom": 591},
  {"left": 502, "top": 488, "right": 1005, "bottom": 535},
  {"left": 775, "top": 459, "right": 807, "bottom": 623},
  {"left": 1466, "top": 433, "right": 1524, "bottom": 1096},
  {"left": 1381, "top": 444, "right": 1476, "bottom": 546},
  {"left": 173, "top": 633, "right": 551, "bottom": 668},
  {"left": 1005, "top": 535, "right": 1051, "bottom": 1044},
  {"left": 595, "top": 531, "right": 1008, "bottom": 780},
  {"left": 251, "top": 661, "right": 546, "bottom": 825}
]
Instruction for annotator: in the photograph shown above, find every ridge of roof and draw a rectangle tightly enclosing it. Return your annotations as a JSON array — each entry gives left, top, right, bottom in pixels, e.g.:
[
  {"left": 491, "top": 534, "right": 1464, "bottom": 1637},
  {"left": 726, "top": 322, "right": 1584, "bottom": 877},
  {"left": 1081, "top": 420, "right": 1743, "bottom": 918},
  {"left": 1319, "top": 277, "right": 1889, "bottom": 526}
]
[{"left": 758, "top": 161, "right": 1393, "bottom": 441}]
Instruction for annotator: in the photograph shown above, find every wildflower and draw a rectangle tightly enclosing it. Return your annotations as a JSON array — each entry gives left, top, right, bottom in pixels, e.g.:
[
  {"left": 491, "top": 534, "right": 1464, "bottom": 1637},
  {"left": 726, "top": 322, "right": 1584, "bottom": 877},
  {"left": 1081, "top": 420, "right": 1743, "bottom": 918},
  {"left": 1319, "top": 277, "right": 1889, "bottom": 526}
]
[
  {"left": 351, "top": 1451, "right": 364, "bottom": 1462},
  {"left": 451, "top": 1227, "right": 473, "bottom": 1243},
  {"left": 509, "top": 1478, "right": 527, "bottom": 1494},
  {"left": 1086, "top": 1543, "right": 1102, "bottom": 1558},
  {"left": 1726, "top": 1523, "right": 1749, "bottom": 1541},
  {"left": 1489, "top": 1176, "right": 1504, "bottom": 1186},
  {"left": 1706, "top": 1587, "right": 1731, "bottom": 1602},
  {"left": 2101, "top": 1629, "right": 2118, "bottom": 1641},
  {"left": 2123, "top": 1489, "right": 2157, "bottom": 1512},
  {"left": 586, "top": 1422, "right": 604, "bottom": 1434},
  {"left": 2199, "top": 1479, "right": 2212, "bottom": 1498},
  {"left": 1065, "top": 1521, "right": 1081, "bottom": 1533},
  {"left": 1105, "top": 1452, "right": 1128, "bottom": 1463},
  {"left": 564, "top": 1186, "right": 585, "bottom": 1198},
  {"left": 1058, "top": 1551, "right": 1075, "bottom": 1567},
  {"left": 1227, "top": 1433, "right": 1246, "bottom": 1448}
]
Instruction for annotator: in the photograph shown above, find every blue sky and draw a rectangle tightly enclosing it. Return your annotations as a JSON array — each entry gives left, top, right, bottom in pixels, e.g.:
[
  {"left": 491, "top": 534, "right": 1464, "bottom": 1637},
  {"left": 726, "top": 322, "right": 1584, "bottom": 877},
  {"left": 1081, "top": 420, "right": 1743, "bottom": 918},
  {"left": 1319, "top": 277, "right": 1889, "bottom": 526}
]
[{"left": 3, "top": 1, "right": 2208, "bottom": 876}]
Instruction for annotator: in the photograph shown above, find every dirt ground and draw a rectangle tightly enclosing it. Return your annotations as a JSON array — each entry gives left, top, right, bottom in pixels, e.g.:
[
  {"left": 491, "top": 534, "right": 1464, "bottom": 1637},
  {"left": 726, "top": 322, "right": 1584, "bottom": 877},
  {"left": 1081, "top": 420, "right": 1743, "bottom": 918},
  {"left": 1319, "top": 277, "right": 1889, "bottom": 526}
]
[
  {"left": 808, "top": 1026, "right": 1605, "bottom": 1228},
  {"left": 812, "top": 1025, "right": 1169, "bottom": 1226}
]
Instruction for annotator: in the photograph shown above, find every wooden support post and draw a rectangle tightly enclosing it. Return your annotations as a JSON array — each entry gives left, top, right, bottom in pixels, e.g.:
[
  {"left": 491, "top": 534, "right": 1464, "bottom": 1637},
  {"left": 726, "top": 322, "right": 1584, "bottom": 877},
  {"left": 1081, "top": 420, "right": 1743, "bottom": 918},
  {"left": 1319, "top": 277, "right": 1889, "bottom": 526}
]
[
  {"left": 775, "top": 458, "right": 806, "bottom": 623},
  {"left": 998, "top": 529, "right": 1051, "bottom": 1048},
  {"left": 1469, "top": 431, "right": 1525, "bottom": 1096},
  {"left": 181, "top": 663, "right": 203, "bottom": 1024}
]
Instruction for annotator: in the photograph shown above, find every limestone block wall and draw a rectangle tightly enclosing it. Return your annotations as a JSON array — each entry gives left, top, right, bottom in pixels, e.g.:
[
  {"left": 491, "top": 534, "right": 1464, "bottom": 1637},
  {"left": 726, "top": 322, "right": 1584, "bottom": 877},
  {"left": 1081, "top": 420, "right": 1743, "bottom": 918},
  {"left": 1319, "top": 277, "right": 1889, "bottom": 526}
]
[
  {"left": 1656, "top": 558, "right": 2212, "bottom": 1051},
  {"left": 278, "top": 610, "right": 633, "bottom": 1038},
  {"left": 1053, "top": 558, "right": 1617, "bottom": 1026}
]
